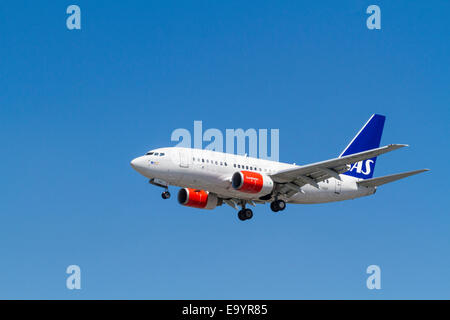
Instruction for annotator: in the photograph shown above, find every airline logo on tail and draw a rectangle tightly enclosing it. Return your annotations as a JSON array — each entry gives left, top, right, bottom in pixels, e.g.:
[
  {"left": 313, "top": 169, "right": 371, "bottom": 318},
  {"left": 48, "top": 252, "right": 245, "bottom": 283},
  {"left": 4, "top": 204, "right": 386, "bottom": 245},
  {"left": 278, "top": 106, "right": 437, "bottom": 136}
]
[
  {"left": 348, "top": 159, "right": 375, "bottom": 176},
  {"left": 340, "top": 114, "right": 386, "bottom": 179}
]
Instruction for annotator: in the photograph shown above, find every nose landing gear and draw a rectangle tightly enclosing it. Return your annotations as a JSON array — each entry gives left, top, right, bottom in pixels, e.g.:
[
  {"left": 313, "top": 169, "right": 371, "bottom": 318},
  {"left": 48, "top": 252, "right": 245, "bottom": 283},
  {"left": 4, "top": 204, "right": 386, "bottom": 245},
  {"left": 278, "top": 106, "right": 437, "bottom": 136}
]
[
  {"left": 161, "top": 190, "right": 171, "bottom": 199},
  {"left": 148, "top": 179, "right": 171, "bottom": 200}
]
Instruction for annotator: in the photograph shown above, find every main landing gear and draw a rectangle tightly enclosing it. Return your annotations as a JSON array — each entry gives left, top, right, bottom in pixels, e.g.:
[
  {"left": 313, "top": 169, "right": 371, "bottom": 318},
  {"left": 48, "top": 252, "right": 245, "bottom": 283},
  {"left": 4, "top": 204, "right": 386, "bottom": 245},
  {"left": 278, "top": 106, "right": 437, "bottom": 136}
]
[
  {"left": 237, "top": 201, "right": 253, "bottom": 221},
  {"left": 237, "top": 199, "right": 285, "bottom": 221},
  {"left": 238, "top": 208, "right": 253, "bottom": 221},
  {"left": 270, "top": 199, "right": 286, "bottom": 212}
]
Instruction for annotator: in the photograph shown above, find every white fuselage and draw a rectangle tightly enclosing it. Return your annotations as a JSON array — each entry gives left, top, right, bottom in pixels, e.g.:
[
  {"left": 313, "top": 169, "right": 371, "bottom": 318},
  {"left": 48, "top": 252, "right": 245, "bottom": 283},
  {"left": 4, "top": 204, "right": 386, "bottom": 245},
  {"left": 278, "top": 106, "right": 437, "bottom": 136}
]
[{"left": 131, "top": 147, "right": 375, "bottom": 204}]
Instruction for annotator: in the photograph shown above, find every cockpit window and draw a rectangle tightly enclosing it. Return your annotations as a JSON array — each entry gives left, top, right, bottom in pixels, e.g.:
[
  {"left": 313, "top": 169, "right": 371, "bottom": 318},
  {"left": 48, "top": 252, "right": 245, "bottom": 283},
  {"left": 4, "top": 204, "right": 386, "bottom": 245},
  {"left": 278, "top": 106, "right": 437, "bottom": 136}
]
[
  {"left": 146, "top": 152, "right": 154, "bottom": 155},
  {"left": 154, "top": 152, "right": 159, "bottom": 156},
  {"left": 160, "top": 153, "right": 165, "bottom": 156}
]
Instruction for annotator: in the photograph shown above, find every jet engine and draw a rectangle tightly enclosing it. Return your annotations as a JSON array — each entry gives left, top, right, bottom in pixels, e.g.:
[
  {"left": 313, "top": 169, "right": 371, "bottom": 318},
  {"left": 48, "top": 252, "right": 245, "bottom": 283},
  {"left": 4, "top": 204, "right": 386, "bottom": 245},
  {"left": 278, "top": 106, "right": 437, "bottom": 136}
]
[
  {"left": 231, "top": 171, "right": 274, "bottom": 196},
  {"left": 177, "top": 188, "right": 220, "bottom": 210}
]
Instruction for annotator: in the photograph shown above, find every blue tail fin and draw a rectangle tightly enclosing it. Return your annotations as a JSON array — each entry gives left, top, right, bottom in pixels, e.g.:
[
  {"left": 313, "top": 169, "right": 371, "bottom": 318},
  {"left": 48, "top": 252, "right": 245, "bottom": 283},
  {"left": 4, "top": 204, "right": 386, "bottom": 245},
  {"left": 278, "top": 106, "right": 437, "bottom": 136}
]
[{"left": 340, "top": 114, "right": 386, "bottom": 179}]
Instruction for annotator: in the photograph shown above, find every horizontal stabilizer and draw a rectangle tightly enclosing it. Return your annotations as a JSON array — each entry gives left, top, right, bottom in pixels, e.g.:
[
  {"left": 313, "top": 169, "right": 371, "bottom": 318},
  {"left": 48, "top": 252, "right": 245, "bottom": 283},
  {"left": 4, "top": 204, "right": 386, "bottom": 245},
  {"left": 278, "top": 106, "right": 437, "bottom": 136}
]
[{"left": 357, "top": 169, "right": 429, "bottom": 188}]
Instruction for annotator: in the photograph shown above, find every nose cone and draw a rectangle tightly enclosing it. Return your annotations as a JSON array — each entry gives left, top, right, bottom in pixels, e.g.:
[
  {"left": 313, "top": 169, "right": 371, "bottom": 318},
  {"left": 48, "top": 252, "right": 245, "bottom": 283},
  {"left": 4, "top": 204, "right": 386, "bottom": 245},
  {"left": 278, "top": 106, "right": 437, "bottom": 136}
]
[
  {"left": 130, "top": 157, "right": 138, "bottom": 169},
  {"left": 130, "top": 156, "right": 146, "bottom": 173}
]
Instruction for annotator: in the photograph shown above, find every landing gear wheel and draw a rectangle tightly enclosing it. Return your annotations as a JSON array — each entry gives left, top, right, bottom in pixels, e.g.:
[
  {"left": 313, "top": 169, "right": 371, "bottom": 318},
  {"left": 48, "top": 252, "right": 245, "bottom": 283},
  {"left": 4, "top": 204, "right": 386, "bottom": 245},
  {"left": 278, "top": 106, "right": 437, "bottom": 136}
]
[
  {"left": 161, "top": 191, "right": 171, "bottom": 199},
  {"left": 277, "top": 200, "right": 286, "bottom": 211},
  {"left": 244, "top": 208, "right": 253, "bottom": 220},
  {"left": 270, "top": 201, "right": 280, "bottom": 212},
  {"left": 238, "top": 210, "right": 247, "bottom": 221},
  {"left": 238, "top": 209, "right": 253, "bottom": 221},
  {"left": 270, "top": 200, "right": 286, "bottom": 212}
]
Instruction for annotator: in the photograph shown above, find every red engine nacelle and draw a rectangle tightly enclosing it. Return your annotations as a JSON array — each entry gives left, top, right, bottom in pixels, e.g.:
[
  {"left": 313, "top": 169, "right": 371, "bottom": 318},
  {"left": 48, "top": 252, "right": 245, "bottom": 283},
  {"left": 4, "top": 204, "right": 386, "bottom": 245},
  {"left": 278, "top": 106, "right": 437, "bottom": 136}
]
[
  {"left": 177, "top": 188, "right": 220, "bottom": 210},
  {"left": 231, "top": 171, "right": 274, "bottom": 196}
]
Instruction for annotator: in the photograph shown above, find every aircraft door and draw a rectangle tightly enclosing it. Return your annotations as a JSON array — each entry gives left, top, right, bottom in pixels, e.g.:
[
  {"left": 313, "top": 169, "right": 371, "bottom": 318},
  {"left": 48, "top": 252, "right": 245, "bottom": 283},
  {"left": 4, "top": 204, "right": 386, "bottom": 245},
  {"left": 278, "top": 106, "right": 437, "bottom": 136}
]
[
  {"left": 179, "top": 150, "right": 189, "bottom": 168},
  {"left": 334, "top": 179, "right": 342, "bottom": 194}
]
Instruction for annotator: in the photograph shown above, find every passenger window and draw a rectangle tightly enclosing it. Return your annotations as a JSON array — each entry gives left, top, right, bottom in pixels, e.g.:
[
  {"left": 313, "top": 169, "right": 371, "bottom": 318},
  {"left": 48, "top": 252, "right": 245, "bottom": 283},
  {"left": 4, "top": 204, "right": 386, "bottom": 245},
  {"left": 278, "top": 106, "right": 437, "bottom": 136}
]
[
  {"left": 202, "top": 159, "right": 205, "bottom": 163},
  {"left": 220, "top": 162, "right": 223, "bottom": 166},
  {"left": 225, "top": 162, "right": 227, "bottom": 166},
  {"left": 246, "top": 166, "right": 249, "bottom": 169},
  {"left": 238, "top": 165, "right": 241, "bottom": 168},
  {"left": 215, "top": 161, "right": 218, "bottom": 165},
  {"left": 234, "top": 164, "right": 236, "bottom": 168}
]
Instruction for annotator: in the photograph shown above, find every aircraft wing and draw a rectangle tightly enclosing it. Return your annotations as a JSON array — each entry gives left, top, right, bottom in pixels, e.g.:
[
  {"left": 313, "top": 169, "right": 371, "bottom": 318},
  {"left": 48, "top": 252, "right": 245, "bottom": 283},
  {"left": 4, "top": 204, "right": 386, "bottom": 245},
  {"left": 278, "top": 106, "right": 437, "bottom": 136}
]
[{"left": 270, "top": 144, "right": 407, "bottom": 196}]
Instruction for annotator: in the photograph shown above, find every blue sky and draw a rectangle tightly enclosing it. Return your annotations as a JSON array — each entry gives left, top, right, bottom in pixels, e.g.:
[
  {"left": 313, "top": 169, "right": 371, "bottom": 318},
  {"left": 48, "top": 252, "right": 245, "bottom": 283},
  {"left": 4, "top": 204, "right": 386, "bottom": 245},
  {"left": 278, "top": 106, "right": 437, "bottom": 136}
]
[{"left": 0, "top": 0, "right": 449, "bottom": 299}]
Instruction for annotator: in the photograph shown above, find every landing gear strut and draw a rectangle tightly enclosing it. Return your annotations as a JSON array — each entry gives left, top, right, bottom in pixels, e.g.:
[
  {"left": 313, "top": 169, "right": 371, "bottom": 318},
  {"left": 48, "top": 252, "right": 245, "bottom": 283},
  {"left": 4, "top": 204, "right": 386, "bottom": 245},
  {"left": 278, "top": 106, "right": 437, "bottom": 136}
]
[
  {"left": 149, "top": 179, "right": 171, "bottom": 200},
  {"left": 270, "top": 199, "right": 286, "bottom": 212},
  {"left": 161, "top": 190, "right": 171, "bottom": 199},
  {"left": 237, "top": 202, "right": 253, "bottom": 221}
]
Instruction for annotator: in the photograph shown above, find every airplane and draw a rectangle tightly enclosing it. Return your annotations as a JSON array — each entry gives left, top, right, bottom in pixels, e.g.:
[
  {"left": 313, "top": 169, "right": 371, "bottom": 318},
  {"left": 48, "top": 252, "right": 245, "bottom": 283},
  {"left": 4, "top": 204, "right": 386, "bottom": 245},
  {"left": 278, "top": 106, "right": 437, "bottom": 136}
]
[{"left": 130, "top": 114, "right": 428, "bottom": 221}]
